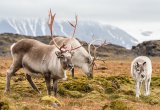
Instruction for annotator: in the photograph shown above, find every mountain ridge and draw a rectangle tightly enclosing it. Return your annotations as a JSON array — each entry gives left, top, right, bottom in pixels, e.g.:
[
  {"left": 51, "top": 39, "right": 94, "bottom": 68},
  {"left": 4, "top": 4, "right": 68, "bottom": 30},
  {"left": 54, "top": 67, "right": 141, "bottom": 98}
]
[{"left": 0, "top": 18, "right": 138, "bottom": 48}]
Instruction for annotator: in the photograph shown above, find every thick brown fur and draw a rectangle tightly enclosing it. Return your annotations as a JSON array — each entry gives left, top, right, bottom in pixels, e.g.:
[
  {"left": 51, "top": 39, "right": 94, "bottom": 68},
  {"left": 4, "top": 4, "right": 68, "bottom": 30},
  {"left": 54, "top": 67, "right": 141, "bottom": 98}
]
[{"left": 5, "top": 39, "right": 73, "bottom": 96}]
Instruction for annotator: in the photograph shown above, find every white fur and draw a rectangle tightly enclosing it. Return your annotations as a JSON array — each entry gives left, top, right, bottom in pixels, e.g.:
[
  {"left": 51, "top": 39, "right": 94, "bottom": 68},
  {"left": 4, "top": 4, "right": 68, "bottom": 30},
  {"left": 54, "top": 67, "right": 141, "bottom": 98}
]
[
  {"left": 10, "top": 43, "right": 16, "bottom": 57},
  {"left": 62, "top": 71, "right": 67, "bottom": 81},
  {"left": 131, "top": 56, "right": 152, "bottom": 98},
  {"left": 51, "top": 37, "right": 93, "bottom": 78}
]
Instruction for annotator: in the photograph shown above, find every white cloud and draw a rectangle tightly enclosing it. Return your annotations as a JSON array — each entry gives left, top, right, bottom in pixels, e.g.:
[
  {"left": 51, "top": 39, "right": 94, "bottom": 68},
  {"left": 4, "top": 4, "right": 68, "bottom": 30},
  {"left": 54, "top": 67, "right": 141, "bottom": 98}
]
[
  {"left": 0, "top": 0, "right": 160, "bottom": 41},
  {"left": 0, "top": 0, "right": 160, "bottom": 22}
]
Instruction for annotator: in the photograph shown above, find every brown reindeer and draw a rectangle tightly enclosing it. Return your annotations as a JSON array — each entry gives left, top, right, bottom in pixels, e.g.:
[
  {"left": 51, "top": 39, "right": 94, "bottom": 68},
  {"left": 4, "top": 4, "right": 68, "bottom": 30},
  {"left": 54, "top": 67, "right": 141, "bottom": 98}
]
[{"left": 4, "top": 38, "right": 76, "bottom": 96}]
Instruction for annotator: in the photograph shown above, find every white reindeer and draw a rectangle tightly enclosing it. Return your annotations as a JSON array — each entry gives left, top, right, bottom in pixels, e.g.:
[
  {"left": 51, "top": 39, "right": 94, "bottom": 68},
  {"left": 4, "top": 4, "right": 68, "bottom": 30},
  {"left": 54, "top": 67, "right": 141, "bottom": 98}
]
[{"left": 131, "top": 56, "right": 152, "bottom": 98}]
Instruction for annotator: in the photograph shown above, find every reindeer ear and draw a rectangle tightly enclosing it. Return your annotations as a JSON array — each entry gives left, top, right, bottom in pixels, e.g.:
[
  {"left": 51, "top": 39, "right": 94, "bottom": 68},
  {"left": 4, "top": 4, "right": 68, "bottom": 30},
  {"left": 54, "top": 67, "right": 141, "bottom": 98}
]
[
  {"left": 143, "top": 62, "right": 146, "bottom": 65},
  {"left": 55, "top": 51, "right": 63, "bottom": 58}
]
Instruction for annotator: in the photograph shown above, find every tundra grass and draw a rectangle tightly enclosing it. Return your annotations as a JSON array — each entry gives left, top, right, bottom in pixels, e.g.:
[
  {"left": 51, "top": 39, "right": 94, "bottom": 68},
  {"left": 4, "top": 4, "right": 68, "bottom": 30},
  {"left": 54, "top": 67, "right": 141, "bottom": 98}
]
[{"left": 0, "top": 57, "right": 160, "bottom": 110}]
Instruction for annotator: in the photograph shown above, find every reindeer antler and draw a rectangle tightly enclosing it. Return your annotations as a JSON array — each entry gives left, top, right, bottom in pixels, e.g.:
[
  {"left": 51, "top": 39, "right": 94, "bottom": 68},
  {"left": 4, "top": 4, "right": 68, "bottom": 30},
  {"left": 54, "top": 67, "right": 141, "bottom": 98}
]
[
  {"left": 48, "top": 9, "right": 67, "bottom": 52},
  {"left": 48, "top": 9, "right": 56, "bottom": 37},
  {"left": 88, "top": 38, "right": 109, "bottom": 68},
  {"left": 93, "top": 40, "right": 106, "bottom": 59},
  {"left": 88, "top": 39, "right": 104, "bottom": 57},
  {"left": 68, "top": 15, "right": 78, "bottom": 38},
  {"left": 48, "top": 10, "right": 81, "bottom": 53}
]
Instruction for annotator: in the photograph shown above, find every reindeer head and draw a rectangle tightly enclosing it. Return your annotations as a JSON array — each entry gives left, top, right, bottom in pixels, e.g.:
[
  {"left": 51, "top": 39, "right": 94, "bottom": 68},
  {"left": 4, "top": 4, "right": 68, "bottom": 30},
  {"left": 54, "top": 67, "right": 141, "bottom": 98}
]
[
  {"left": 134, "top": 62, "right": 146, "bottom": 80},
  {"left": 82, "top": 38, "right": 107, "bottom": 78},
  {"left": 55, "top": 44, "right": 74, "bottom": 70}
]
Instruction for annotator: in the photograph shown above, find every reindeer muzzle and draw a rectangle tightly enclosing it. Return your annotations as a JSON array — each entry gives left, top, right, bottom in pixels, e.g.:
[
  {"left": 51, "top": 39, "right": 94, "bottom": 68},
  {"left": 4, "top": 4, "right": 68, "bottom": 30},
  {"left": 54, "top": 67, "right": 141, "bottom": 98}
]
[{"left": 68, "top": 64, "right": 74, "bottom": 70}]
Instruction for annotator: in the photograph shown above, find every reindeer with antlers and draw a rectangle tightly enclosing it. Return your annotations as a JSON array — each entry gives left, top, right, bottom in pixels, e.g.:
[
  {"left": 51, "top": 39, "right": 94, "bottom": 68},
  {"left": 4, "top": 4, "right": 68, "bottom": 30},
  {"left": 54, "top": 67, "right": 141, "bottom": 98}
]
[
  {"left": 4, "top": 38, "right": 76, "bottom": 96},
  {"left": 4, "top": 11, "right": 84, "bottom": 95},
  {"left": 48, "top": 9, "right": 107, "bottom": 79}
]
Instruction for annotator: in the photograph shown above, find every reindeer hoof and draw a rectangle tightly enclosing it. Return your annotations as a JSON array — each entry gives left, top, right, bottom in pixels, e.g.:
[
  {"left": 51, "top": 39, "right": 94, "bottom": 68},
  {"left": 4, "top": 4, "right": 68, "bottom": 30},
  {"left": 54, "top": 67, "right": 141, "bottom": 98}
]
[
  {"left": 144, "top": 92, "right": 150, "bottom": 96},
  {"left": 136, "top": 95, "right": 140, "bottom": 98},
  {"left": 4, "top": 89, "right": 10, "bottom": 94}
]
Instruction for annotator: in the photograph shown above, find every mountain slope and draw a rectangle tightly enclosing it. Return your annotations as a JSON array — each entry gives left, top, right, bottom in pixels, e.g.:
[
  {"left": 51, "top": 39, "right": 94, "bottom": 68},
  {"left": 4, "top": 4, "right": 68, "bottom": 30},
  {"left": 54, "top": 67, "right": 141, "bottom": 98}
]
[
  {"left": 0, "top": 18, "right": 138, "bottom": 48},
  {"left": 0, "top": 33, "right": 134, "bottom": 57},
  {"left": 132, "top": 40, "right": 160, "bottom": 56}
]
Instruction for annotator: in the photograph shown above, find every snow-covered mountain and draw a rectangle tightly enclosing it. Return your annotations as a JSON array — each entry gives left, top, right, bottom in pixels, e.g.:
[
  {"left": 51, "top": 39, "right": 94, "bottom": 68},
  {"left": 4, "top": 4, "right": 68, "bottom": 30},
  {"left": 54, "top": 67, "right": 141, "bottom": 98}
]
[{"left": 0, "top": 18, "right": 138, "bottom": 48}]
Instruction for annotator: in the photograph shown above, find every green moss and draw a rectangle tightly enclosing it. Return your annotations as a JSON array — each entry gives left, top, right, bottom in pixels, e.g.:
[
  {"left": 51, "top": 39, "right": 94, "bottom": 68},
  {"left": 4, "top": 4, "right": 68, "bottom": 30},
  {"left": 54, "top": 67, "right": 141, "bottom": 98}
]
[
  {"left": 123, "top": 90, "right": 135, "bottom": 96},
  {"left": 0, "top": 101, "right": 9, "bottom": 110},
  {"left": 92, "top": 85, "right": 104, "bottom": 93},
  {"left": 41, "top": 96, "right": 62, "bottom": 106},
  {"left": 109, "top": 94, "right": 121, "bottom": 100},
  {"left": 60, "top": 80, "right": 93, "bottom": 93},
  {"left": 106, "top": 76, "right": 132, "bottom": 85},
  {"left": 110, "top": 100, "right": 130, "bottom": 110},
  {"left": 58, "top": 86, "right": 84, "bottom": 98},
  {"left": 67, "top": 91, "right": 84, "bottom": 98},
  {"left": 102, "top": 79, "right": 120, "bottom": 94},
  {"left": 105, "top": 87, "right": 116, "bottom": 94},
  {"left": 58, "top": 78, "right": 93, "bottom": 98},
  {"left": 9, "top": 93, "right": 21, "bottom": 100},
  {"left": 151, "top": 76, "right": 160, "bottom": 87},
  {"left": 141, "top": 96, "right": 159, "bottom": 105}
]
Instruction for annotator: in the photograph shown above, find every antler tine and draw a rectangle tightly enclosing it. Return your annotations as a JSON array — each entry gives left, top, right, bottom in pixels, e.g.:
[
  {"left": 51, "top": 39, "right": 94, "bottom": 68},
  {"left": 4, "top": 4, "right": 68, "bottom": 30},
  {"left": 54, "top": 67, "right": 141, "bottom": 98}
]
[
  {"left": 93, "top": 40, "right": 108, "bottom": 58},
  {"left": 88, "top": 39, "right": 104, "bottom": 57},
  {"left": 62, "top": 43, "right": 83, "bottom": 53},
  {"left": 94, "top": 40, "right": 109, "bottom": 62},
  {"left": 68, "top": 14, "right": 78, "bottom": 38},
  {"left": 48, "top": 9, "right": 56, "bottom": 37},
  {"left": 48, "top": 9, "right": 62, "bottom": 50}
]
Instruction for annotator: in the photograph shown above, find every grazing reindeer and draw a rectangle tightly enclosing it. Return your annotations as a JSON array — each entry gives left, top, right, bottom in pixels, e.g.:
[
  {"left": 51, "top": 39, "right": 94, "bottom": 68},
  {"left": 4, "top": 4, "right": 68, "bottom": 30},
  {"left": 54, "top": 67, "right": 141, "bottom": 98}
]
[
  {"left": 48, "top": 10, "right": 106, "bottom": 79},
  {"left": 4, "top": 38, "right": 75, "bottom": 96},
  {"left": 50, "top": 37, "right": 106, "bottom": 79},
  {"left": 131, "top": 56, "right": 152, "bottom": 98}
]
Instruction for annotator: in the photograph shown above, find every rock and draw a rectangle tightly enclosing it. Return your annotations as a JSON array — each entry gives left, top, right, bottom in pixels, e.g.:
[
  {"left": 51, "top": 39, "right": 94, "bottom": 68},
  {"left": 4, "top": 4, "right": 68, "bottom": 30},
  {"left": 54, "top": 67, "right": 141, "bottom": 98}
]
[{"left": 132, "top": 40, "right": 160, "bottom": 56}]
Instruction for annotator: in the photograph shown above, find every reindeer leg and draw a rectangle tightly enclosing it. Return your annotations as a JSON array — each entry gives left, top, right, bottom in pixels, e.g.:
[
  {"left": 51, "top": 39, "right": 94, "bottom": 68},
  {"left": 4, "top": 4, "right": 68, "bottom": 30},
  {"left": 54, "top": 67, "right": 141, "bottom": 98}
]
[
  {"left": 146, "top": 78, "right": 151, "bottom": 96},
  {"left": 148, "top": 78, "right": 151, "bottom": 95},
  {"left": 5, "top": 62, "right": 21, "bottom": 93},
  {"left": 144, "top": 79, "right": 148, "bottom": 96},
  {"left": 44, "top": 73, "right": 51, "bottom": 95},
  {"left": 139, "top": 81, "right": 142, "bottom": 95},
  {"left": 26, "top": 74, "right": 40, "bottom": 93},
  {"left": 53, "top": 79, "right": 58, "bottom": 96},
  {"left": 62, "top": 71, "right": 67, "bottom": 81},
  {"left": 136, "top": 81, "right": 140, "bottom": 98},
  {"left": 71, "top": 67, "right": 74, "bottom": 78}
]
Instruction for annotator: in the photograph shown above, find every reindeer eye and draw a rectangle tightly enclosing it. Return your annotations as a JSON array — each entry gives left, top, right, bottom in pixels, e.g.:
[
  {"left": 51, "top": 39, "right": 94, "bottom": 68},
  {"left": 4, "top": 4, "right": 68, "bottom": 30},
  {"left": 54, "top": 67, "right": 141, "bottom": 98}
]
[{"left": 86, "top": 58, "right": 90, "bottom": 63}]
